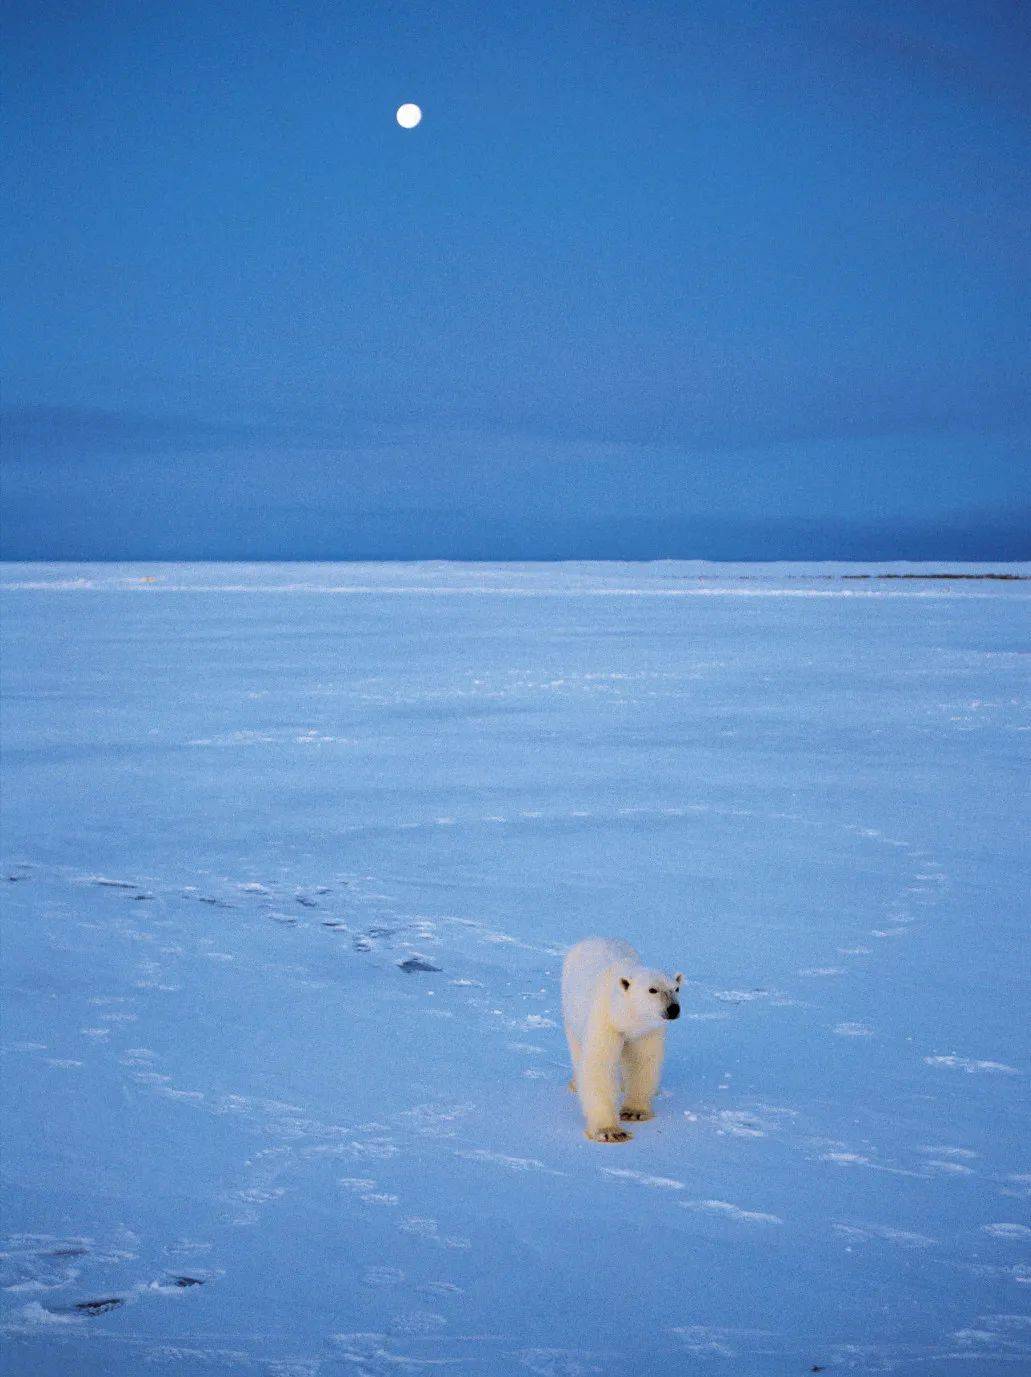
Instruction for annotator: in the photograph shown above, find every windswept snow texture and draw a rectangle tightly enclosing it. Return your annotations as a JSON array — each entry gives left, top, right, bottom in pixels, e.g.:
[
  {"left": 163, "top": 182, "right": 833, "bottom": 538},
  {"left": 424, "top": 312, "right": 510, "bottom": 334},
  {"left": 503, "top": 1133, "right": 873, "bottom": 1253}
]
[{"left": 2, "top": 560, "right": 1029, "bottom": 1376}]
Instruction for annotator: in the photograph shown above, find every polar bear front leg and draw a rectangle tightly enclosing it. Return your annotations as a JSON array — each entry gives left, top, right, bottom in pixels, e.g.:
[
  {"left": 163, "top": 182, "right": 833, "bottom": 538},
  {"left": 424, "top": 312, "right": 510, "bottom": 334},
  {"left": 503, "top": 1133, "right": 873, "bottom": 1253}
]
[
  {"left": 579, "top": 1025, "right": 632, "bottom": 1143},
  {"left": 565, "top": 1028, "right": 581, "bottom": 1093},
  {"left": 620, "top": 1029, "right": 665, "bottom": 1122}
]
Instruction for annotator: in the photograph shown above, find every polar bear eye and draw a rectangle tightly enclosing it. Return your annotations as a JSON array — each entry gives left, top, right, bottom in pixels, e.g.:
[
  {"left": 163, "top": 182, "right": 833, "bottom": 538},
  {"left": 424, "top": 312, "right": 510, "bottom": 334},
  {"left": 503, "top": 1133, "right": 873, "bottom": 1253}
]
[{"left": 648, "top": 987, "right": 657, "bottom": 994}]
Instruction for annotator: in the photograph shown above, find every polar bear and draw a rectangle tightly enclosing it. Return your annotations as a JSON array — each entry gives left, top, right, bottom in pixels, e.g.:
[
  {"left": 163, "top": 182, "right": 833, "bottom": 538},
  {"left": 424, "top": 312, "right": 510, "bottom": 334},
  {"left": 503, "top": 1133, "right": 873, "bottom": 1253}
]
[{"left": 562, "top": 937, "right": 683, "bottom": 1143}]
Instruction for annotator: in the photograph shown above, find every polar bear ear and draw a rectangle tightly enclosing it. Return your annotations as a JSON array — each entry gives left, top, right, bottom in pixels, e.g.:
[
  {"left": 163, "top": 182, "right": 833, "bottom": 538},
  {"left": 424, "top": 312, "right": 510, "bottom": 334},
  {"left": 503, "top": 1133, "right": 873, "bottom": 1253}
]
[
  {"left": 620, "top": 977, "right": 631, "bottom": 991},
  {"left": 674, "top": 972, "right": 683, "bottom": 988}
]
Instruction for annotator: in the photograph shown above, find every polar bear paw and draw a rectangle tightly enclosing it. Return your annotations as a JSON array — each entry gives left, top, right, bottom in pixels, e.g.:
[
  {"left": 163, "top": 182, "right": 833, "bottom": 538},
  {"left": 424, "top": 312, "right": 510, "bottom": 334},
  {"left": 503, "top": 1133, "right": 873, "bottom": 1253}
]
[
  {"left": 619, "top": 1107, "right": 654, "bottom": 1122},
  {"left": 587, "top": 1125, "right": 633, "bottom": 1143}
]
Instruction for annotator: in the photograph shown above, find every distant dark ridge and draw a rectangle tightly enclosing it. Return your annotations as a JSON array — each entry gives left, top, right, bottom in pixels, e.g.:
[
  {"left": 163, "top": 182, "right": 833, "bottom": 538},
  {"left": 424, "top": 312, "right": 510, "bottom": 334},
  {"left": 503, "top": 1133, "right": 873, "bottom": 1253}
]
[
  {"left": 673, "top": 572, "right": 1029, "bottom": 582},
  {"left": 840, "top": 573, "right": 1026, "bottom": 581}
]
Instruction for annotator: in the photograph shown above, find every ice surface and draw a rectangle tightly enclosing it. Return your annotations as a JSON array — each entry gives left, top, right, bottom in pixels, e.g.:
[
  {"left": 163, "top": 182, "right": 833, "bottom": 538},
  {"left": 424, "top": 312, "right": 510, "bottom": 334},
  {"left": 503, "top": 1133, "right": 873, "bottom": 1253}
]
[{"left": 1, "top": 560, "right": 1029, "bottom": 1375}]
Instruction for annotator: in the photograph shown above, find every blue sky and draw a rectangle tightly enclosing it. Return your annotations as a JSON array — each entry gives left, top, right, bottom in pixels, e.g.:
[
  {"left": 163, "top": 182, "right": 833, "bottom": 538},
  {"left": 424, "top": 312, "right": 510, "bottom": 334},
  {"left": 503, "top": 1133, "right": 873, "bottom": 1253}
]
[{"left": 3, "top": 0, "right": 1029, "bottom": 559}]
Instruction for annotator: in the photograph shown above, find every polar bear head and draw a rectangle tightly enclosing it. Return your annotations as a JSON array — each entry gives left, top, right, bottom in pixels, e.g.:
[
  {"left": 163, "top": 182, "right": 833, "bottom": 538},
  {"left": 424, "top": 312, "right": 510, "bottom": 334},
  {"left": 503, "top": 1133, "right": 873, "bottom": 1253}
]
[{"left": 614, "top": 965, "right": 684, "bottom": 1036}]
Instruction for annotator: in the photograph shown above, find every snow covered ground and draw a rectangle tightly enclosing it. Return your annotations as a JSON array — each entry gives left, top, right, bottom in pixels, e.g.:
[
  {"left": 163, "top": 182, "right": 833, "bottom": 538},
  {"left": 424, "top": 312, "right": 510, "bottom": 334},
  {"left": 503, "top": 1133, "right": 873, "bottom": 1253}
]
[{"left": 2, "top": 560, "right": 1029, "bottom": 1376}]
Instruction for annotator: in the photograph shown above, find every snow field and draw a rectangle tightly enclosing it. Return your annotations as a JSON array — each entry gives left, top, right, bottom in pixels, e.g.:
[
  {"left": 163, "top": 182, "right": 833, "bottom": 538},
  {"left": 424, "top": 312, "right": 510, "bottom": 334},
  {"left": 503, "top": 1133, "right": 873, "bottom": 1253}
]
[{"left": 2, "top": 561, "right": 1029, "bottom": 1374}]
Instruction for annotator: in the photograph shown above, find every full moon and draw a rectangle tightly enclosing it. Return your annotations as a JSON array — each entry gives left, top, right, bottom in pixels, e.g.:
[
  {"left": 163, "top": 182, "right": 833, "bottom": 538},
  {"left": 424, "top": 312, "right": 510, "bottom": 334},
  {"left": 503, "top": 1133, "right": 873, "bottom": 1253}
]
[{"left": 396, "top": 103, "right": 422, "bottom": 129}]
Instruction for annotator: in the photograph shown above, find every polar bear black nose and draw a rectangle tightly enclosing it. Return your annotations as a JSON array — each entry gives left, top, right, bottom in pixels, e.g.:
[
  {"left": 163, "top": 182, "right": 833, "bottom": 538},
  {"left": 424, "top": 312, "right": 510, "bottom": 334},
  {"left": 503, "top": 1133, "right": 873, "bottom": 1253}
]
[{"left": 665, "top": 1002, "right": 680, "bottom": 1020}]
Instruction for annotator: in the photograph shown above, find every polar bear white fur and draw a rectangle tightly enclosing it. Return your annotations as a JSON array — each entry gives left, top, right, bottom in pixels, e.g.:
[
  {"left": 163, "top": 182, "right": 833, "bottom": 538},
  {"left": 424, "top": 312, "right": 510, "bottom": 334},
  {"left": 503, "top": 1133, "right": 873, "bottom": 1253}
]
[{"left": 562, "top": 937, "right": 683, "bottom": 1143}]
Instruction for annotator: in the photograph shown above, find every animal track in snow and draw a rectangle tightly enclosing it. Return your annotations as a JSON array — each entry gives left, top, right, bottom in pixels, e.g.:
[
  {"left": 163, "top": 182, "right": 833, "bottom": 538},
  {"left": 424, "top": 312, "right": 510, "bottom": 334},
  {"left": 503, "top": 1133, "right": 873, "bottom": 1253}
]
[
  {"left": 982, "top": 1223, "right": 1031, "bottom": 1240},
  {"left": 818, "top": 1150, "right": 920, "bottom": 1178},
  {"left": 925, "top": 1055, "right": 1020, "bottom": 1074},
  {"left": 360, "top": 1265, "right": 405, "bottom": 1288},
  {"left": 347, "top": 1139, "right": 399, "bottom": 1161},
  {"left": 337, "top": 1176, "right": 400, "bottom": 1208},
  {"left": 397, "top": 1217, "right": 470, "bottom": 1250},
  {"left": 457, "top": 1149, "right": 563, "bottom": 1175},
  {"left": 600, "top": 1168, "right": 685, "bottom": 1190},
  {"left": 681, "top": 1200, "right": 782, "bottom": 1225},
  {"left": 833, "top": 1223, "right": 937, "bottom": 1248},
  {"left": 518, "top": 1349, "right": 604, "bottom": 1376},
  {"left": 670, "top": 1325, "right": 782, "bottom": 1358},
  {"left": 388, "top": 1309, "right": 447, "bottom": 1336}
]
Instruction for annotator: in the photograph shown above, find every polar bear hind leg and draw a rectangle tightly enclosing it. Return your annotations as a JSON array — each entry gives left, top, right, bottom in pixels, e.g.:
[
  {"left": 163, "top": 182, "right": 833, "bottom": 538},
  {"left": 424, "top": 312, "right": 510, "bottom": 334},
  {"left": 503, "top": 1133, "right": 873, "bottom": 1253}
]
[{"left": 620, "top": 1029, "right": 664, "bottom": 1122}]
